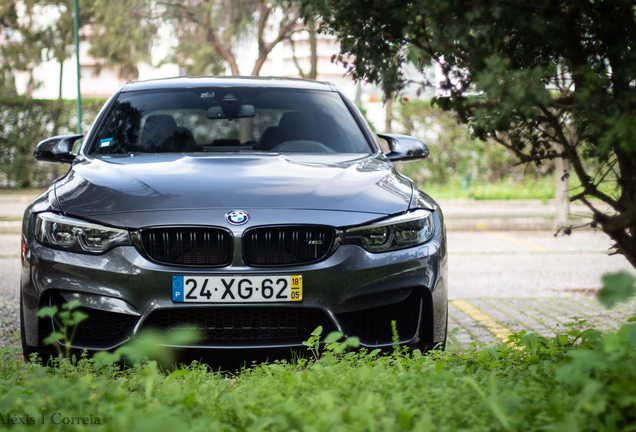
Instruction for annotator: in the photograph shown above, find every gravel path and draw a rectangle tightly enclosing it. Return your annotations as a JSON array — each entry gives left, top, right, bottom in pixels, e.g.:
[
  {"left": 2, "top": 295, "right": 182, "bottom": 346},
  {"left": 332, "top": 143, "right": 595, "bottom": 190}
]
[{"left": 0, "top": 258, "right": 20, "bottom": 348}]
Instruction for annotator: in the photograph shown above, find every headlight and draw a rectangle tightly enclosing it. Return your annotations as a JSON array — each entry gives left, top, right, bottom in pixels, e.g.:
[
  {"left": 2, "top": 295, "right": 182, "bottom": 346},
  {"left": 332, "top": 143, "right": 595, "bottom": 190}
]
[
  {"left": 344, "top": 209, "right": 434, "bottom": 252},
  {"left": 35, "top": 212, "right": 131, "bottom": 254}
]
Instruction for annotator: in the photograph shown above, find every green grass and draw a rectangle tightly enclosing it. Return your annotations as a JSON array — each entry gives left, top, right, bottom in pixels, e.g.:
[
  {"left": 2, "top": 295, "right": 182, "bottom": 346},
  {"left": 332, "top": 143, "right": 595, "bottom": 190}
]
[
  {"left": 418, "top": 177, "right": 556, "bottom": 200},
  {"left": 413, "top": 176, "right": 619, "bottom": 201},
  {"left": 2, "top": 284, "right": 635, "bottom": 432}
]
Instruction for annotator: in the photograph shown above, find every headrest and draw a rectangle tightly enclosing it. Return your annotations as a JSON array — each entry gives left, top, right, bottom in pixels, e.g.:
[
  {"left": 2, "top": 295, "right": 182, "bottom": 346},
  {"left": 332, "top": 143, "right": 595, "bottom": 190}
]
[
  {"left": 277, "top": 111, "right": 315, "bottom": 143},
  {"left": 139, "top": 115, "right": 179, "bottom": 152}
]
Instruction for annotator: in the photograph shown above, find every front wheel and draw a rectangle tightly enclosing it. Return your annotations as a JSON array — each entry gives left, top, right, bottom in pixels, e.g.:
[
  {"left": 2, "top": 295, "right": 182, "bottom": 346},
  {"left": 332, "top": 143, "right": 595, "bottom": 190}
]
[
  {"left": 435, "top": 309, "right": 449, "bottom": 351},
  {"left": 20, "top": 290, "right": 36, "bottom": 362},
  {"left": 20, "top": 288, "right": 54, "bottom": 363}
]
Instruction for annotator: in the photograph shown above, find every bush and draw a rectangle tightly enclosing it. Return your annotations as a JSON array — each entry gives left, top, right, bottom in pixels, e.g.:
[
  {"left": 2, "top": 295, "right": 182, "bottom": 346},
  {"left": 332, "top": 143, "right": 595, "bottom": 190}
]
[
  {"left": 393, "top": 100, "right": 553, "bottom": 188},
  {"left": 1, "top": 273, "right": 633, "bottom": 431},
  {"left": 0, "top": 98, "right": 106, "bottom": 188}
]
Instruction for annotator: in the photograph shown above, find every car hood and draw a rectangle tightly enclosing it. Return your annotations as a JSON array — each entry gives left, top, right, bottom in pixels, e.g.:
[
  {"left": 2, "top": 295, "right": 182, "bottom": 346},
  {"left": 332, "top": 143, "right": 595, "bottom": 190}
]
[{"left": 54, "top": 153, "right": 413, "bottom": 218}]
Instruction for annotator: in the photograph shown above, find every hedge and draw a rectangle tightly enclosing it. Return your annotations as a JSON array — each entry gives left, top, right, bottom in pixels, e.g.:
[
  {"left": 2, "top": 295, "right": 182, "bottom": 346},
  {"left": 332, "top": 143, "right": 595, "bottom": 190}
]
[{"left": 0, "top": 98, "right": 107, "bottom": 188}]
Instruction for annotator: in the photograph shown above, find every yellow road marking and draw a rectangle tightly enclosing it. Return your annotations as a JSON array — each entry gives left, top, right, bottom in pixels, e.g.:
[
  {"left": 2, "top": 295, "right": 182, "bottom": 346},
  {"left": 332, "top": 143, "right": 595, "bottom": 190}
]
[
  {"left": 452, "top": 300, "right": 513, "bottom": 342},
  {"left": 485, "top": 231, "right": 546, "bottom": 252}
]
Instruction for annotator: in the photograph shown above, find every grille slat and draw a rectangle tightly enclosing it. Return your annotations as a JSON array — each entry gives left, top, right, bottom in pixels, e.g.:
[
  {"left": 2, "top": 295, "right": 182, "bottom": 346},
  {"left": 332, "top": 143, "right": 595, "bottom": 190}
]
[
  {"left": 142, "top": 307, "right": 336, "bottom": 342},
  {"left": 141, "top": 227, "right": 232, "bottom": 266},
  {"left": 74, "top": 307, "right": 134, "bottom": 341},
  {"left": 244, "top": 226, "right": 335, "bottom": 266}
]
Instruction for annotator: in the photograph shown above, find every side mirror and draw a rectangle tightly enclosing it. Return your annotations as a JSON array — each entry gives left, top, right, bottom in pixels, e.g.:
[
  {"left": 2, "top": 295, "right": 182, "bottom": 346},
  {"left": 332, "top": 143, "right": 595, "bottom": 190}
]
[
  {"left": 378, "top": 133, "right": 429, "bottom": 162},
  {"left": 33, "top": 134, "right": 83, "bottom": 164}
]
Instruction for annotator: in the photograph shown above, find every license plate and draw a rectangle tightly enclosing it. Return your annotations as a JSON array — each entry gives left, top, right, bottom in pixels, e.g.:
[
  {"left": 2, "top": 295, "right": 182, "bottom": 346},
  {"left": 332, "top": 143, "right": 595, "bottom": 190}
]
[{"left": 172, "top": 275, "right": 303, "bottom": 303}]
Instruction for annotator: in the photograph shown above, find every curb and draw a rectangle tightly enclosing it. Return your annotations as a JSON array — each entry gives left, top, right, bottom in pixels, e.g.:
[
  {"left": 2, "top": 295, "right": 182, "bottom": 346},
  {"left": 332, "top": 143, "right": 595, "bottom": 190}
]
[
  {"left": 0, "top": 222, "right": 21, "bottom": 234},
  {"left": 445, "top": 217, "right": 593, "bottom": 231}
]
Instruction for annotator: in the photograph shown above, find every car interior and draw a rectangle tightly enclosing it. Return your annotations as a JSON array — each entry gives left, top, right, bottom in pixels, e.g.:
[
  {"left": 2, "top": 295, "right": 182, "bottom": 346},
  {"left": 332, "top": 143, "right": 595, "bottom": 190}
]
[{"left": 92, "top": 89, "right": 372, "bottom": 155}]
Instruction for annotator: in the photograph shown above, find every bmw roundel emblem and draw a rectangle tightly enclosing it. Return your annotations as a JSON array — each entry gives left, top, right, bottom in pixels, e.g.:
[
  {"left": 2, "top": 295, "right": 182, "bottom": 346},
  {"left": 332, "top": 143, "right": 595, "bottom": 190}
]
[{"left": 226, "top": 210, "right": 249, "bottom": 225}]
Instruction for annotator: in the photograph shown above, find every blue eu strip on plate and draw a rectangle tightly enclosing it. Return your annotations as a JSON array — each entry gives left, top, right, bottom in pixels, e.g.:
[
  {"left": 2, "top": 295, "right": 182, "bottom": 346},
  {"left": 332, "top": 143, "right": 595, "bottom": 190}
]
[{"left": 172, "top": 276, "right": 184, "bottom": 302}]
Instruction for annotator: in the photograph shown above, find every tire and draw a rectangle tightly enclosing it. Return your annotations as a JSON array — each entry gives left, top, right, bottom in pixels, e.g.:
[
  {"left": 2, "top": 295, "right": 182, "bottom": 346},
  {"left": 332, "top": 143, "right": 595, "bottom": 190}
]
[
  {"left": 435, "top": 309, "right": 449, "bottom": 351},
  {"left": 20, "top": 290, "right": 37, "bottom": 362}
]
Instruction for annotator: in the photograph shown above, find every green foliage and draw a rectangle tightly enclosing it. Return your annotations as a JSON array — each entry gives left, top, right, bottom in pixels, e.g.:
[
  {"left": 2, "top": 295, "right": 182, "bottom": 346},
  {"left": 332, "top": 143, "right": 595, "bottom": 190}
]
[
  {"left": 411, "top": 176, "right": 555, "bottom": 200},
  {"left": 0, "top": 97, "right": 106, "bottom": 187},
  {"left": 6, "top": 277, "right": 635, "bottom": 431},
  {"left": 305, "top": 0, "right": 636, "bottom": 269},
  {"left": 598, "top": 271, "right": 636, "bottom": 309},
  {"left": 89, "top": 0, "right": 157, "bottom": 80},
  {"left": 395, "top": 100, "right": 549, "bottom": 186},
  {"left": 166, "top": 0, "right": 259, "bottom": 76},
  {"left": 44, "top": 0, "right": 94, "bottom": 67},
  {"left": 0, "top": 1, "right": 94, "bottom": 96},
  {"left": 301, "top": 326, "right": 360, "bottom": 363},
  {"left": 0, "top": 1, "right": 51, "bottom": 94},
  {"left": 89, "top": 0, "right": 301, "bottom": 77},
  {"left": 37, "top": 300, "right": 87, "bottom": 358}
]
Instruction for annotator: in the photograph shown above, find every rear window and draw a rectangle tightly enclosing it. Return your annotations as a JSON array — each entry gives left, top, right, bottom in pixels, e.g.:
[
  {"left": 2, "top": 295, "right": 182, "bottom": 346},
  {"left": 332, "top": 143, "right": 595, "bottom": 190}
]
[{"left": 90, "top": 88, "right": 372, "bottom": 155}]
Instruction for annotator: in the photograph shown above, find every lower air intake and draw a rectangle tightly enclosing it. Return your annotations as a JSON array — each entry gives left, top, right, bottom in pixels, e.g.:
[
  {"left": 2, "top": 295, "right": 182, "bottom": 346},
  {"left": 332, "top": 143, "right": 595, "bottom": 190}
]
[
  {"left": 337, "top": 289, "right": 425, "bottom": 344},
  {"left": 38, "top": 291, "right": 138, "bottom": 349},
  {"left": 142, "top": 307, "right": 336, "bottom": 344}
]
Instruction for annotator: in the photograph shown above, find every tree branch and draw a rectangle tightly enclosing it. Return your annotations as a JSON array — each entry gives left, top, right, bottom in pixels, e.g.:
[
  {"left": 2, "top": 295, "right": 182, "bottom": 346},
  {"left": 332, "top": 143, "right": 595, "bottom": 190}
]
[
  {"left": 538, "top": 105, "right": 619, "bottom": 210},
  {"left": 251, "top": 4, "right": 300, "bottom": 75},
  {"left": 289, "top": 33, "right": 307, "bottom": 79}
]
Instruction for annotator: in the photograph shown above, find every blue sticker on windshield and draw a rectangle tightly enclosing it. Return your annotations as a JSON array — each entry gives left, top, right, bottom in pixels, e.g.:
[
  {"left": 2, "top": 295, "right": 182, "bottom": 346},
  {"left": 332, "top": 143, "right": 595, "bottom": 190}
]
[
  {"left": 99, "top": 138, "right": 113, "bottom": 148},
  {"left": 172, "top": 276, "right": 184, "bottom": 302}
]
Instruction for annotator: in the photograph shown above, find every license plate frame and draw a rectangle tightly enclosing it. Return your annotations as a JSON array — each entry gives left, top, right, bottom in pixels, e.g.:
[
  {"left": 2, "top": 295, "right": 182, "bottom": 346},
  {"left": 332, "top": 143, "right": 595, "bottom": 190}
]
[{"left": 172, "top": 275, "right": 303, "bottom": 303}]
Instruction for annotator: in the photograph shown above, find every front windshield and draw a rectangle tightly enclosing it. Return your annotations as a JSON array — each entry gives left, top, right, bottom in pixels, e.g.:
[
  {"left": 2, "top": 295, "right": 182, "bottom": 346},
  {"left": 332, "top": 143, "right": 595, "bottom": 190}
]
[{"left": 90, "top": 88, "right": 372, "bottom": 155}]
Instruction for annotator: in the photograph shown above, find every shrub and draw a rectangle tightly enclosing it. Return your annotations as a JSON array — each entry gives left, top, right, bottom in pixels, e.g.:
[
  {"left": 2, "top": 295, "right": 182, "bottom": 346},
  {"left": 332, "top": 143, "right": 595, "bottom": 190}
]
[
  {"left": 0, "top": 98, "right": 106, "bottom": 187},
  {"left": 2, "top": 272, "right": 633, "bottom": 431},
  {"left": 393, "top": 100, "right": 552, "bottom": 187}
]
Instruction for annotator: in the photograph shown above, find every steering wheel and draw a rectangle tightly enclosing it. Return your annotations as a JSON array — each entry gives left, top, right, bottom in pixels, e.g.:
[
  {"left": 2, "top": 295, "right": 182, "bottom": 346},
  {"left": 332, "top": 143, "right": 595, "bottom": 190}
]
[{"left": 271, "top": 140, "right": 336, "bottom": 154}]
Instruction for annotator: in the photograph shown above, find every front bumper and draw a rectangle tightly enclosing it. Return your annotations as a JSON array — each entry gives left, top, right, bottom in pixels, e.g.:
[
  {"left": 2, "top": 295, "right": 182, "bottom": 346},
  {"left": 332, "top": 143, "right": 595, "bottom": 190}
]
[{"left": 21, "top": 211, "right": 448, "bottom": 355}]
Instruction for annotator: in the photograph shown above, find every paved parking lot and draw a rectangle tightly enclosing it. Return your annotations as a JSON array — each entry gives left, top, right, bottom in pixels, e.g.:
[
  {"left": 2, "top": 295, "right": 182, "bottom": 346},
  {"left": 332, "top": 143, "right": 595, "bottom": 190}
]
[
  {"left": 448, "top": 230, "right": 634, "bottom": 298},
  {"left": 1, "top": 227, "right": 634, "bottom": 350},
  {"left": 447, "top": 230, "right": 636, "bottom": 347}
]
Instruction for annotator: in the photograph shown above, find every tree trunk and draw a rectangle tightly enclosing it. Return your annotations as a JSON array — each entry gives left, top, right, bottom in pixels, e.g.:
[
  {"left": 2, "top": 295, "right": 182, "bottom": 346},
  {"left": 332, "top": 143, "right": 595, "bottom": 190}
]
[
  {"left": 227, "top": 58, "right": 240, "bottom": 76},
  {"left": 385, "top": 93, "right": 393, "bottom": 133},
  {"left": 206, "top": 29, "right": 240, "bottom": 75},
  {"left": 251, "top": 53, "right": 268, "bottom": 76},
  {"left": 25, "top": 70, "right": 35, "bottom": 98},
  {"left": 290, "top": 37, "right": 307, "bottom": 78},
  {"left": 308, "top": 18, "right": 317, "bottom": 80},
  {"left": 58, "top": 61, "right": 63, "bottom": 100},
  {"left": 239, "top": 117, "right": 254, "bottom": 143},
  {"left": 554, "top": 146, "right": 570, "bottom": 228}
]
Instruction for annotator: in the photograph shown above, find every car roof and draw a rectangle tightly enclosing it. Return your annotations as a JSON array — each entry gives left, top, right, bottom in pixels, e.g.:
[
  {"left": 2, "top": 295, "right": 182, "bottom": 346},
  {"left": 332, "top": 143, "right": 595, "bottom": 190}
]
[{"left": 122, "top": 76, "right": 338, "bottom": 93}]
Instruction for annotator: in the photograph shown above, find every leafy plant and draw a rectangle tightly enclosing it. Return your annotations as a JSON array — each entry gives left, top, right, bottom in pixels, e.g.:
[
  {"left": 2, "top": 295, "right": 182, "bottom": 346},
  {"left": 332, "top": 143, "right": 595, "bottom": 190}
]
[
  {"left": 7, "top": 271, "right": 634, "bottom": 432},
  {"left": 35, "top": 300, "right": 88, "bottom": 359},
  {"left": 305, "top": 0, "right": 636, "bottom": 269},
  {"left": 302, "top": 325, "right": 360, "bottom": 362},
  {"left": 0, "top": 97, "right": 106, "bottom": 187},
  {"left": 394, "top": 100, "right": 540, "bottom": 187}
]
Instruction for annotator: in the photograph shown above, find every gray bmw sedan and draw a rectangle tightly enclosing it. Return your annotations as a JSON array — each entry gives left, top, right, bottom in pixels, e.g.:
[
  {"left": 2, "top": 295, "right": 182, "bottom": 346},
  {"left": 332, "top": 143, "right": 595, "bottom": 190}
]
[{"left": 20, "top": 77, "right": 448, "bottom": 362}]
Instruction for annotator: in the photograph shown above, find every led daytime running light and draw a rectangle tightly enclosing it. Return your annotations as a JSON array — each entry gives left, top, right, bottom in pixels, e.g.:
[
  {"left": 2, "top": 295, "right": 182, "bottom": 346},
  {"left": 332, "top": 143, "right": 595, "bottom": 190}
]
[
  {"left": 345, "top": 209, "right": 434, "bottom": 252},
  {"left": 35, "top": 212, "right": 131, "bottom": 254}
]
